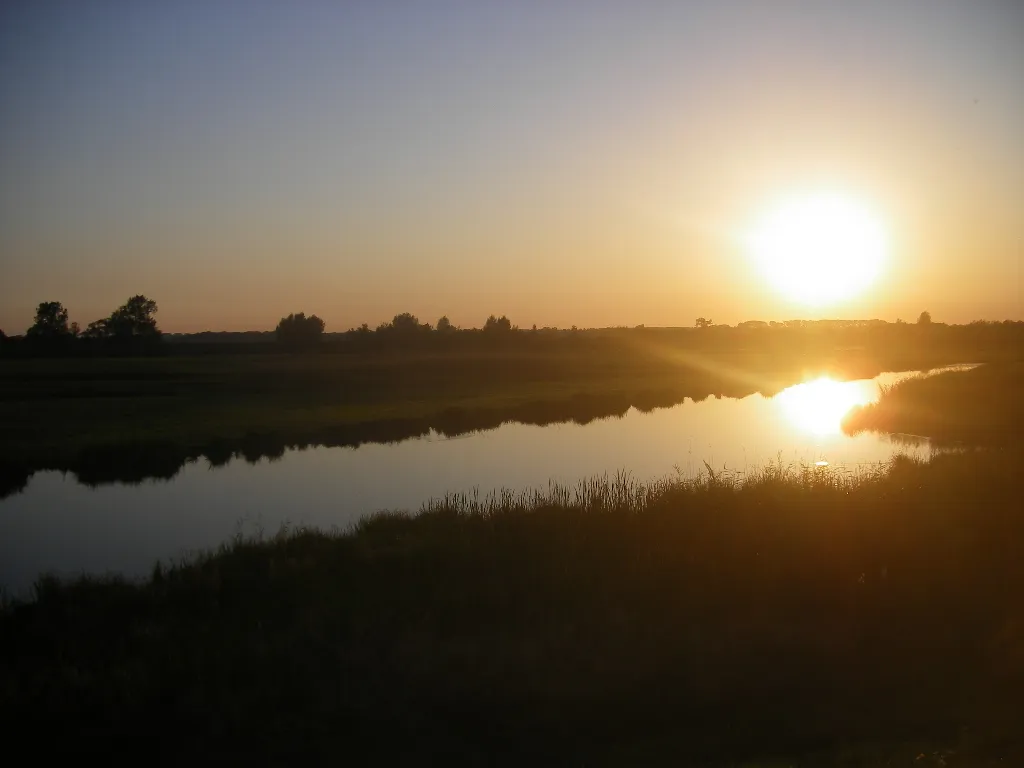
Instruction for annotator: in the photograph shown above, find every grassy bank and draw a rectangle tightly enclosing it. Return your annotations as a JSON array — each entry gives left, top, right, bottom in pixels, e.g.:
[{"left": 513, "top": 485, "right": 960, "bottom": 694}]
[
  {"left": 3, "top": 450, "right": 1022, "bottom": 765},
  {"left": 843, "top": 362, "right": 1024, "bottom": 445}
]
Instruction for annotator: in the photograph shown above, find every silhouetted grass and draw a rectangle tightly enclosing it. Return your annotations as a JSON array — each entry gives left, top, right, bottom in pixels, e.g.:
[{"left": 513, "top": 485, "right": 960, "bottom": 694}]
[
  {"left": 3, "top": 451, "right": 1022, "bottom": 764},
  {"left": 843, "top": 362, "right": 1024, "bottom": 445}
]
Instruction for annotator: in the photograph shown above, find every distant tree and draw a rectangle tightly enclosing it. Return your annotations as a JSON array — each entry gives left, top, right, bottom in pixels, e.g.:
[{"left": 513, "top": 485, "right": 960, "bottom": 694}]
[
  {"left": 275, "top": 312, "right": 325, "bottom": 348},
  {"left": 483, "top": 315, "right": 513, "bottom": 333},
  {"left": 356, "top": 323, "right": 371, "bottom": 335},
  {"left": 27, "top": 301, "right": 71, "bottom": 338},
  {"left": 82, "top": 319, "right": 109, "bottom": 339},
  {"left": 69, "top": 321, "right": 80, "bottom": 338},
  {"left": 436, "top": 315, "right": 454, "bottom": 333},
  {"left": 917, "top": 311, "right": 932, "bottom": 325},
  {"left": 84, "top": 295, "right": 162, "bottom": 342},
  {"left": 389, "top": 312, "right": 429, "bottom": 334},
  {"left": 695, "top": 317, "right": 713, "bottom": 329},
  {"left": 106, "top": 295, "right": 161, "bottom": 339}
]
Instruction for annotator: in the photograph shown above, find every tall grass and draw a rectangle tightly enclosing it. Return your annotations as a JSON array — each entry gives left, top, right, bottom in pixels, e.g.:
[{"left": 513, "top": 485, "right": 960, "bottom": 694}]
[
  {"left": 2, "top": 448, "right": 1022, "bottom": 764},
  {"left": 414, "top": 460, "right": 887, "bottom": 521}
]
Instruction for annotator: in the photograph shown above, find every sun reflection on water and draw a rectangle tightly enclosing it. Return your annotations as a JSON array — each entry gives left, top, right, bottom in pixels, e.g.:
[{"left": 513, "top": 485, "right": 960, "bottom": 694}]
[{"left": 775, "top": 377, "right": 878, "bottom": 436}]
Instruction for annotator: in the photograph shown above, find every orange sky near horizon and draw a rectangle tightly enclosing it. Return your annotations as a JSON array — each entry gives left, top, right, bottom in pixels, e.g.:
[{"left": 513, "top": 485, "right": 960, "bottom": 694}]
[{"left": 1, "top": 2, "right": 1021, "bottom": 334}]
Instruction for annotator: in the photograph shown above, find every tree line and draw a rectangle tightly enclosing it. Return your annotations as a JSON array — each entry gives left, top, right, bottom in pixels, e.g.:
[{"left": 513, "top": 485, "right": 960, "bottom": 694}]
[
  {"left": 3, "top": 298, "right": 1018, "bottom": 358},
  {"left": 1, "top": 296, "right": 162, "bottom": 355},
  {"left": 274, "top": 312, "right": 517, "bottom": 348},
  {"left": 0, "top": 303, "right": 519, "bottom": 355},
  {"left": 273, "top": 309, "right": 944, "bottom": 347}
]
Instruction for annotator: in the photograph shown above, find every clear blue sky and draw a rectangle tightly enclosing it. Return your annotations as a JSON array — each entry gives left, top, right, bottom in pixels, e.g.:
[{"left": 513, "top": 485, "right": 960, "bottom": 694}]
[{"left": 2, "top": 0, "right": 1021, "bottom": 332}]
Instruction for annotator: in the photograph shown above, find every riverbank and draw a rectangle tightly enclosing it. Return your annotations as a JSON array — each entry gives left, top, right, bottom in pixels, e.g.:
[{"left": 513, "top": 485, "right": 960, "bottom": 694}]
[
  {"left": 3, "top": 449, "right": 1022, "bottom": 765},
  {"left": 843, "top": 362, "right": 1024, "bottom": 445},
  {"left": 0, "top": 335, "right": 1005, "bottom": 497}
]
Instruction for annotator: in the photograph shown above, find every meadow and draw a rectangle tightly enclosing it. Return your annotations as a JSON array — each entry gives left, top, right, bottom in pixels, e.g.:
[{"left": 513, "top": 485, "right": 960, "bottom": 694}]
[{"left": 2, "top": 362, "right": 1023, "bottom": 765}]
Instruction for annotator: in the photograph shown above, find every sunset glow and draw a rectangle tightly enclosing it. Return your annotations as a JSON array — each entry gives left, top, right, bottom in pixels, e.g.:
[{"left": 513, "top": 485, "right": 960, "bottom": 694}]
[
  {"left": 745, "top": 194, "right": 889, "bottom": 307},
  {"left": 1, "top": 3, "right": 1021, "bottom": 331}
]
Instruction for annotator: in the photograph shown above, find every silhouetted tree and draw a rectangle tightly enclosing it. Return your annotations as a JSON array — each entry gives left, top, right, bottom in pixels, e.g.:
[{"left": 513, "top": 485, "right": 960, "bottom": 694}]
[
  {"left": 389, "top": 312, "right": 430, "bottom": 334},
  {"left": 82, "top": 320, "right": 109, "bottom": 339},
  {"left": 83, "top": 296, "right": 162, "bottom": 342},
  {"left": 436, "top": 315, "right": 454, "bottom": 333},
  {"left": 917, "top": 311, "right": 932, "bottom": 325},
  {"left": 275, "top": 312, "right": 325, "bottom": 348},
  {"left": 107, "top": 295, "right": 161, "bottom": 339},
  {"left": 695, "top": 317, "right": 713, "bottom": 329},
  {"left": 483, "top": 315, "right": 513, "bottom": 333},
  {"left": 27, "top": 302, "right": 72, "bottom": 339}
]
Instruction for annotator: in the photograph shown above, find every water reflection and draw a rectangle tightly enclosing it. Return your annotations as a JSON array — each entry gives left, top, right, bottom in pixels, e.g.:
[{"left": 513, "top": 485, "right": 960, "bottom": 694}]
[
  {"left": 776, "top": 377, "right": 877, "bottom": 435},
  {"left": 1, "top": 368, "right": 948, "bottom": 593}
]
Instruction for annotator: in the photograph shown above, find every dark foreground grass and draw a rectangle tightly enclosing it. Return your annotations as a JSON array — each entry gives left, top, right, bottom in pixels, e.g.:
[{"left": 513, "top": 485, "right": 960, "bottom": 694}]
[{"left": 3, "top": 451, "right": 1022, "bottom": 765}]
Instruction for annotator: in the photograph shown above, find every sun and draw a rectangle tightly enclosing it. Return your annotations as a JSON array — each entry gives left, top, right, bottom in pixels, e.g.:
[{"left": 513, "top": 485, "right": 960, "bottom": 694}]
[{"left": 744, "top": 192, "right": 889, "bottom": 306}]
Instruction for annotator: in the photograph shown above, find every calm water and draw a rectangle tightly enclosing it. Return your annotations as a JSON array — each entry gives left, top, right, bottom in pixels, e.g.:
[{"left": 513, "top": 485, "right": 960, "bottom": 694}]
[{"left": 0, "top": 369, "right": 942, "bottom": 593}]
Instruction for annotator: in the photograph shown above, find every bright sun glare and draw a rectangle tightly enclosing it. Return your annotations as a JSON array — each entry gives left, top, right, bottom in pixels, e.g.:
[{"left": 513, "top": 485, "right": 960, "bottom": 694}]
[
  {"left": 775, "top": 377, "right": 877, "bottom": 436},
  {"left": 745, "top": 193, "right": 889, "bottom": 306}
]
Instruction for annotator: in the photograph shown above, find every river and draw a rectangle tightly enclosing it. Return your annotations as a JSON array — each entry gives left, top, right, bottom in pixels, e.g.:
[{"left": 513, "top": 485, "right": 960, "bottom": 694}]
[{"left": 0, "top": 368, "right": 950, "bottom": 593}]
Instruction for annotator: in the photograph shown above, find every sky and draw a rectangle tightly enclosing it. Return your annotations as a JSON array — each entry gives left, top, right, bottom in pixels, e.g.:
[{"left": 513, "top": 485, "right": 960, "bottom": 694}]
[{"left": 1, "top": 0, "right": 1022, "bottom": 333}]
